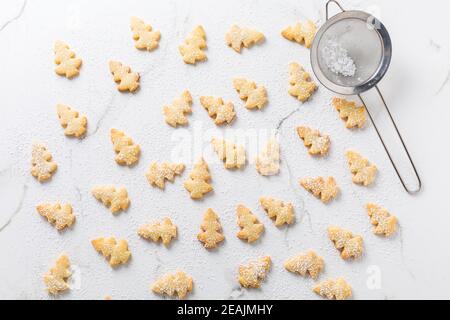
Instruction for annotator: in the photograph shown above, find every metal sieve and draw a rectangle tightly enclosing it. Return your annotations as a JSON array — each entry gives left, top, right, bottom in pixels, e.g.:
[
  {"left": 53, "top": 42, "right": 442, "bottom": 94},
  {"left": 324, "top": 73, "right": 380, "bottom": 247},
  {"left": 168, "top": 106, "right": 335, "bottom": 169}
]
[{"left": 310, "top": 0, "right": 421, "bottom": 194}]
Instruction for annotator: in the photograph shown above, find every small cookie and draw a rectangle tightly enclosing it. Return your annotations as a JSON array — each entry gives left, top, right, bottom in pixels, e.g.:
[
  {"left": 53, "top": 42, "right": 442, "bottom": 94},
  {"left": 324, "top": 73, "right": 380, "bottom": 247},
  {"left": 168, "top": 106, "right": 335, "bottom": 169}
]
[
  {"left": 328, "top": 226, "right": 363, "bottom": 260},
  {"left": 346, "top": 151, "right": 377, "bottom": 186},
  {"left": 130, "top": 17, "right": 161, "bottom": 51},
  {"left": 284, "top": 251, "right": 324, "bottom": 279},
  {"left": 313, "top": 278, "right": 352, "bottom": 300},
  {"left": 236, "top": 205, "right": 264, "bottom": 243},
  {"left": 91, "top": 237, "right": 131, "bottom": 267},
  {"left": 332, "top": 98, "right": 366, "bottom": 128},
  {"left": 31, "top": 142, "right": 57, "bottom": 182},
  {"left": 300, "top": 177, "right": 338, "bottom": 203},
  {"left": 110, "top": 128, "right": 141, "bottom": 166},
  {"left": 44, "top": 253, "right": 71, "bottom": 295},
  {"left": 36, "top": 203, "right": 75, "bottom": 231},
  {"left": 109, "top": 60, "right": 140, "bottom": 92},
  {"left": 163, "top": 91, "right": 193, "bottom": 127},
  {"left": 211, "top": 138, "right": 246, "bottom": 169},
  {"left": 179, "top": 26, "right": 207, "bottom": 64},
  {"left": 138, "top": 217, "right": 177, "bottom": 246},
  {"left": 146, "top": 162, "right": 185, "bottom": 189},
  {"left": 225, "top": 25, "right": 264, "bottom": 53},
  {"left": 366, "top": 203, "right": 398, "bottom": 237},
  {"left": 152, "top": 271, "right": 193, "bottom": 299},
  {"left": 288, "top": 62, "right": 317, "bottom": 102},
  {"left": 183, "top": 158, "right": 213, "bottom": 199},
  {"left": 297, "top": 126, "right": 330, "bottom": 156},
  {"left": 259, "top": 197, "right": 295, "bottom": 226},
  {"left": 281, "top": 21, "right": 317, "bottom": 48},
  {"left": 238, "top": 256, "right": 271, "bottom": 288},
  {"left": 200, "top": 96, "right": 236, "bottom": 125},
  {"left": 255, "top": 138, "right": 280, "bottom": 176},
  {"left": 197, "top": 208, "right": 225, "bottom": 249},
  {"left": 91, "top": 185, "right": 130, "bottom": 214},
  {"left": 233, "top": 78, "right": 268, "bottom": 110},
  {"left": 54, "top": 41, "right": 82, "bottom": 79},
  {"left": 56, "top": 104, "right": 87, "bottom": 138}
]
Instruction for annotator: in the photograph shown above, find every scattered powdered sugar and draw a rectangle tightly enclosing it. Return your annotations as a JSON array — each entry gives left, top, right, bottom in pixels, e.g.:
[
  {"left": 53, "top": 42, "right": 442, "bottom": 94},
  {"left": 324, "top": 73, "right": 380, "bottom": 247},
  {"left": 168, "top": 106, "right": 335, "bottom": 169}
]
[{"left": 322, "top": 39, "right": 356, "bottom": 77}]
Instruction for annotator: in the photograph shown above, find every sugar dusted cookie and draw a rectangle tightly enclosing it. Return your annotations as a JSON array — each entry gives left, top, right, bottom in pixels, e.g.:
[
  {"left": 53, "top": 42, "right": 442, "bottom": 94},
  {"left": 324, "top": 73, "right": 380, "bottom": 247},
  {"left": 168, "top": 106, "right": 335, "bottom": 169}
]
[
  {"left": 284, "top": 251, "right": 324, "bottom": 279},
  {"left": 179, "top": 26, "right": 207, "bottom": 64},
  {"left": 313, "top": 278, "right": 352, "bottom": 300},
  {"left": 288, "top": 62, "right": 317, "bottom": 102},
  {"left": 197, "top": 208, "right": 225, "bottom": 249},
  {"left": 163, "top": 91, "right": 193, "bottom": 127},
  {"left": 36, "top": 203, "right": 75, "bottom": 231},
  {"left": 332, "top": 98, "right": 366, "bottom": 128},
  {"left": 225, "top": 25, "right": 264, "bottom": 53},
  {"left": 211, "top": 138, "right": 246, "bottom": 169},
  {"left": 56, "top": 104, "right": 87, "bottom": 138},
  {"left": 259, "top": 197, "right": 295, "bottom": 226},
  {"left": 31, "top": 142, "right": 57, "bottom": 182},
  {"left": 110, "top": 128, "right": 140, "bottom": 166},
  {"left": 366, "top": 203, "right": 398, "bottom": 237},
  {"left": 236, "top": 205, "right": 264, "bottom": 243},
  {"left": 54, "top": 41, "right": 82, "bottom": 79},
  {"left": 346, "top": 151, "right": 377, "bottom": 186},
  {"left": 146, "top": 162, "right": 185, "bottom": 189},
  {"left": 91, "top": 237, "right": 131, "bottom": 267},
  {"left": 300, "top": 177, "right": 338, "bottom": 203},
  {"left": 282, "top": 21, "right": 317, "bottom": 48},
  {"left": 91, "top": 185, "right": 130, "bottom": 213},
  {"left": 138, "top": 217, "right": 177, "bottom": 246},
  {"left": 233, "top": 78, "right": 267, "bottom": 110},
  {"left": 255, "top": 138, "right": 280, "bottom": 176},
  {"left": 183, "top": 158, "right": 213, "bottom": 199},
  {"left": 328, "top": 226, "right": 363, "bottom": 260},
  {"left": 152, "top": 271, "right": 193, "bottom": 299},
  {"left": 130, "top": 17, "right": 160, "bottom": 51},
  {"left": 200, "top": 96, "right": 236, "bottom": 125},
  {"left": 109, "top": 61, "right": 140, "bottom": 92},
  {"left": 44, "top": 253, "right": 71, "bottom": 295},
  {"left": 238, "top": 256, "right": 271, "bottom": 288},
  {"left": 297, "top": 126, "right": 330, "bottom": 156}
]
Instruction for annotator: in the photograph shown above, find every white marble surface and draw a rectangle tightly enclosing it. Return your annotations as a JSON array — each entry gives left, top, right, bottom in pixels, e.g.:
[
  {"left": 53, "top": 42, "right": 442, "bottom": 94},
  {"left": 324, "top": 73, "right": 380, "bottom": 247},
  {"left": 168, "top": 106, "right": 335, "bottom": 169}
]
[{"left": 0, "top": 0, "right": 449, "bottom": 300}]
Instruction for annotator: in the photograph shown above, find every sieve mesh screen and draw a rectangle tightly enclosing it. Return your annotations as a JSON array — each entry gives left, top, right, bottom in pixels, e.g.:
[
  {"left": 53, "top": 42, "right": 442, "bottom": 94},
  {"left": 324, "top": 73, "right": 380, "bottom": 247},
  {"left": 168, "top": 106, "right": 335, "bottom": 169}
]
[{"left": 317, "top": 18, "right": 383, "bottom": 87}]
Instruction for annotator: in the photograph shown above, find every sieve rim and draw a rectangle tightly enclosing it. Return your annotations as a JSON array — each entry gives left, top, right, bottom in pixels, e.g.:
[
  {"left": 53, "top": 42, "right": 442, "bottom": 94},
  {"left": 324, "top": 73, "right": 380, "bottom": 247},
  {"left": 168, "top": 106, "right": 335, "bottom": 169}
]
[{"left": 310, "top": 10, "right": 392, "bottom": 95}]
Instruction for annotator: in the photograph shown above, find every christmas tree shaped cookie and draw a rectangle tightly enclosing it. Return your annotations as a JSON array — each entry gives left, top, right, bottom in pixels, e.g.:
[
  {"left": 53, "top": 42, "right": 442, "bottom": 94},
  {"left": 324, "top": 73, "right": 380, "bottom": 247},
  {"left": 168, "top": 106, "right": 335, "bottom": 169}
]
[
  {"left": 197, "top": 208, "right": 225, "bottom": 249},
  {"left": 328, "top": 226, "right": 363, "bottom": 260},
  {"left": 31, "top": 142, "right": 57, "bottom": 182},
  {"left": 91, "top": 237, "right": 131, "bottom": 267},
  {"left": 238, "top": 256, "right": 271, "bottom": 288},
  {"left": 233, "top": 78, "right": 268, "bottom": 110},
  {"left": 138, "top": 218, "right": 177, "bottom": 246},
  {"left": 183, "top": 158, "right": 213, "bottom": 199},
  {"left": 146, "top": 162, "right": 185, "bottom": 189},
  {"left": 200, "top": 96, "right": 236, "bottom": 125},
  {"left": 288, "top": 62, "right": 317, "bottom": 102},
  {"left": 225, "top": 25, "right": 264, "bottom": 53},
  {"left": 130, "top": 17, "right": 160, "bottom": 51},
  {"left": 54, "top": 41, "right": 82, "bottom": 78},
  {"left": 152, "top": 271, "right": 193, "bottom": 299},
  {"left": 179, "top": 26, "right": 207, "bottom": 64},
  {"left": 236, "top": 205, "right": 264, "bottom": 243},
  {"left": 259, "top": 197, "right": 295, "bottom": 226},
  {"left": 36, "top": 203, "right": 76, "bottom": 231},
  {"left": 211, "top": 138, "right": 246, "bottom": 169},
  {"left": 91, "top": 185, "right": 130, "bottom": 214},
  {"left": 56, "top": 104, "right": 87, "bottom": 138},
  {"left": 44, "top": 253, "right": 72, "bottom": 295}
]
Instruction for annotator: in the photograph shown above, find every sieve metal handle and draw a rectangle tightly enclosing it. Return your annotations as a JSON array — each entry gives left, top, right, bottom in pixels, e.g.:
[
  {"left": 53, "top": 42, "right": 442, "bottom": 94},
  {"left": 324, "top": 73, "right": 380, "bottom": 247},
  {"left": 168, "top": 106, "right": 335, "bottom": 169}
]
[
  {"left": 326, "top": 0, "right": 345, "bottom": 20},
  {"left": 358, "top": 87, "right": 422, "bottom": 194}
]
